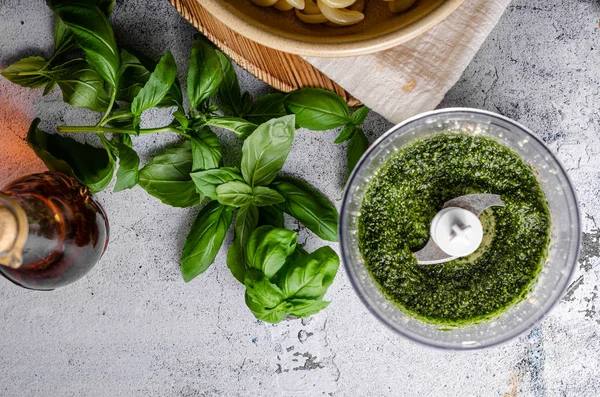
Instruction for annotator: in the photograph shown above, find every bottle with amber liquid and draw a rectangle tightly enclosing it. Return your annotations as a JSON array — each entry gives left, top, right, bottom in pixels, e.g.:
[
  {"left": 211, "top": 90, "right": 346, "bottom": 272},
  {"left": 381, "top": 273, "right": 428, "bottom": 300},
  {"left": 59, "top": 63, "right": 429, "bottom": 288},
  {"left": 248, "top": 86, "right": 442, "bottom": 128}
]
[{"left": 0, "top": 172, "right": 109, "bottom": 290}]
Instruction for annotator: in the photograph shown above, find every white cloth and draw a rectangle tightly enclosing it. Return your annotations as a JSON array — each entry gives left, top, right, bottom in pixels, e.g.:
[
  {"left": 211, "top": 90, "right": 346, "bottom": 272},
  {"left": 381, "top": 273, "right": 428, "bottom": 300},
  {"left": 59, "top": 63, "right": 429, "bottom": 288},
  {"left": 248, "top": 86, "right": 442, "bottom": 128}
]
[{"left": 305, "top": 0, "right": 512, "bottom": 124}]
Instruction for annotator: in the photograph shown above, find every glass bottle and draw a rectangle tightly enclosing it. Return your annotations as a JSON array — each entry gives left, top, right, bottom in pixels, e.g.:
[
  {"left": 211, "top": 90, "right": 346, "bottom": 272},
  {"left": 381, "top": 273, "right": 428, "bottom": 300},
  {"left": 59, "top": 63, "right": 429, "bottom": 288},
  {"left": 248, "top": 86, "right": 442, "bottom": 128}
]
[{"left": 0, "top": 172, "right": 109, "bottom": 290}]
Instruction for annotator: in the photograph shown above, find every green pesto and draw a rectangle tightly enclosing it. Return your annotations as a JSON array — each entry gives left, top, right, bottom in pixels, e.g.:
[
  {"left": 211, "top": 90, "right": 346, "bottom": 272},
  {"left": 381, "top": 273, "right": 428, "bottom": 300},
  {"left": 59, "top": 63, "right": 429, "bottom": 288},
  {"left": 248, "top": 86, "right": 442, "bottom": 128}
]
[{"left": 358, "top": 133, "right": 551, "bottom": 326}]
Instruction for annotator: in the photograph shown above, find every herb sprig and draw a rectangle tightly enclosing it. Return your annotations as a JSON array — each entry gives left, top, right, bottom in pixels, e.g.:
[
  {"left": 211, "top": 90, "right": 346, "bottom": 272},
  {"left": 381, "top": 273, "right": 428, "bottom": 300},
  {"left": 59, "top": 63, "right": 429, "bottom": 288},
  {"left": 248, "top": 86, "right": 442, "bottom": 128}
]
[{"left": 1, "top": 0, "right": 369, "bottom": 323}]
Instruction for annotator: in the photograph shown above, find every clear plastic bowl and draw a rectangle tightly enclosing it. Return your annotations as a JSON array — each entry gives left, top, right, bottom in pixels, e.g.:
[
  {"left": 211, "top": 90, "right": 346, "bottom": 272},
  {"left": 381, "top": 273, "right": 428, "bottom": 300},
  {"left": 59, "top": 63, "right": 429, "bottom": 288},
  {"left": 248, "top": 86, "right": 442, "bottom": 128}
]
[{"left": 339, "top": 108, "right": 580, "bottom": 350}]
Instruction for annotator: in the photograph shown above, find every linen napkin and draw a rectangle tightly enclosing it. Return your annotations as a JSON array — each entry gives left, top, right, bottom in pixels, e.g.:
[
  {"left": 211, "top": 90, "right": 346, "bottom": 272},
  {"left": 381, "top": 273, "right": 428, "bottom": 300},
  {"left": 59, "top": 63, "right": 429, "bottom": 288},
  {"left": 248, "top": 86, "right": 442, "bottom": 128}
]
[{"left": 305, "top": 0, "right": 512, "bottom": 124}]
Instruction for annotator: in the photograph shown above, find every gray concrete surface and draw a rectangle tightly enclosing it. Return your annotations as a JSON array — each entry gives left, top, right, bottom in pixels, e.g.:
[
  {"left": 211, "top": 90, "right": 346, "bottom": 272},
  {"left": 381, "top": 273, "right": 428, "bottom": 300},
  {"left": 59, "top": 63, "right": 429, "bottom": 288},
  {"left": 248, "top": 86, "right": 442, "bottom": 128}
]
[{"left": 0, "top": 0, "right": 599, "bottom": 396}]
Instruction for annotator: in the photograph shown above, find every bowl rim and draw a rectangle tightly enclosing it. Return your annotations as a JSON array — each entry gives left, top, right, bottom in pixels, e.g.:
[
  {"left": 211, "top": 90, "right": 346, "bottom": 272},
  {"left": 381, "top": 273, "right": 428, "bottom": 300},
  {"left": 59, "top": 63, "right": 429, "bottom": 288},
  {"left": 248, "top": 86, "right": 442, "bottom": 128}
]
[
  {"left": 200, "top": 0, "right": 466, "bottom": 58},
  {"left": 339, "top": 107, "right": 581, "bottom": 350}
]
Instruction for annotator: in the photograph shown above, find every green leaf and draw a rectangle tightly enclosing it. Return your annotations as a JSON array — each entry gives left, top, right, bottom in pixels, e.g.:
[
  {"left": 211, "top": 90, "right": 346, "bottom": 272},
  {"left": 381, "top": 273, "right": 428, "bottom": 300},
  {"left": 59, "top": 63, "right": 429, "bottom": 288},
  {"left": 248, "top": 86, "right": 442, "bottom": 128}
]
[
  {"left": 54, "top": 18, "right": 74, "bottom": 54},
  {"left": 190, "top": 167, "right": 244, "bottom": 200},
  {"left": 50, "top": 1, "right": 121, "bottom": 89},
  {"left": 271, "top": 176, "right": 339, "bottom": 242},
  {"left": 244, "top": 268, "right": 284, "bottom": 308},
  {"left": 242, "top": 92, "right": 253, "bottom": 115},
  {"left": 116, "top": 49, "right": 151, "bottom": 102},
  {"left": 166, "top": 79, "right": 184, "bottom": 109},
  {"left": 131, "top": 51, "right": 177, "bottom": 116},
  {"left": 117, "top": 49, "right": 183, "bottom": 109},
  {"left": 57, "top": 59, "right": 111, "bottom": 112},
  {"left": 216, "top": 181, "right": 253, "bottom": 207},
  {"left": 246, "top": 226, "right": 297, "bottom": 279},
  {"left": 97, "top": 0, "right": 116, "bottom": 17},
  {"left": 334, "top": 124, "right": 357, "bottom": 144},
  {"left": 246, "top": 93, "right": 287, "bottom": 125},
  {"left": 258, "top": 206, "right": 285, "bottom": 228},
  {"left": 349, "top": 105, "right": 370, "bottom": 126},
  {"left": 241, "top": 115, "right": 295, "bottom": 187},
  {"left": 190, "top": 126, "right": 222, "bottom": 172},
  {"left": 27, "top": 119, "right": 114, "bottom": 193},
  {"left": 113, "top": 143, "right": 140, "bottom": 192},
  {"left": 252, "top": 186, "right": 284, "bottom": 207},
  {"left": 113, "top": 132, "right": 132, "bottom": 147},
  {"left": 1, "top": 56, "right": 51, "bottom": 88},
  {"left": 277, "top": 246, "right": 339, "bottom": 299},
  {"left": 49, "top": 0, "right": 115, "bottom": 18},
  {"left": 347, "top": 127, "right": 369, "bottom": 177},
  {"left": 181, "top": 201, "right": 234, "bottom": 282},
  {"left": 227, "top": 203, "right": 259, "bottom": 283},
  {"left": 187, "top": 34, "right": 223, "bottom": 110},
  {"left": 286, "top": 298, "right": 330, "bottom": 318},
  {"left": 172, "top": 109, "right": 189, "bottom": 129},
  {"left": 107, "top": 107, "right": 135, "bottom": 129},
  {"left": 216, "top": 50, "right": 243, "bottom": 116},
  {"left": 42, "top": 80, "right": 57, "bottom": 96},
  {"left": 138, "top": 140, "right": 202, "bottom": 207},
  {"left": 205, "top": 117, "right": 257, "bottom": 139},
  {"left": 245, "top": 292, "right": 287, "bottom": 323},
  {"left": 284, "top": 88, "right": 350, "bottom": 130}
]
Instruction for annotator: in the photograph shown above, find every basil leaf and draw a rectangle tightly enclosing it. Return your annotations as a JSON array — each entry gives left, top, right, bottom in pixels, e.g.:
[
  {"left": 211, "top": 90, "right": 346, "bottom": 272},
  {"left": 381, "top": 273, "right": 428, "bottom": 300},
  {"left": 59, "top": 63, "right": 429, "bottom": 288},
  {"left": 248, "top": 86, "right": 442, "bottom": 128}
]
[
  {"left": 227, "top": 203, "right": 259, "bottom": 283},
  {"left": 113, "top": 143, "right": 139, "bottom": 192},
  {"left": 190, "top": 167, "right": 244, "bottom": 200},
  {"left": 246, "top": 226, "right": 296, "bottom": 279},
  {"left": 107, "top": 107, "right": 135, "bottom": 129},
  {"left": 277, "top": 246, "right": 339, "bottom": 299},
  {"left": 138, "top": 140, "right": 202, "bottom": 207},
  {"left": 284, "top": 88, "right": 350, "bottom": 130},
  {"left": 245, "top": 292, "right": 287, "bottom": 324},
  {"left": 172, "top": 109, "right": 189, "bottom": 129},
  {"left": 252, "top": 186, "right": 284, "bottom": 207},
  {"left": 187, "top": 34, "right": 223, "bottom": 110},
  {"left": 216, "top": 51, "right": 243, "bottom": 116},
  {"left": 42, "top": 80, "right": 57, "bottom": 96},
  {"left": 27, "top": 119, "right": 114, "bottom": 193},
  {"left": 348, "top": 127, "right": 369, "bottom": 177},
  {"left": 116, "top": 49, "right": 183, "bottom": 110},
  {"left": 258, "top": 206, "right": 285, "bottom": 228},
  {"left": 181, "top": 201, "right": 234, "bottom": 282},
  {"left": 286, "top": 298, "right": 330, "bottom": 318},
  {"left": 236, "top": 205, "right": 260, "bottom": 248},
  {"left": 244, "top": 268, "right": 284, "bottom": 308},
  {"left": 1, "top": 56, "right": 51, "bottom": 88},
  {"left": 97, "top": 0, "right": 115, "bottom": 17},
  {"left": 26, "top": 119, "right": 74, "bottom": 176},
  {"left": 216, "top": 181, "right": 253, "bottom": 207},
  {"left": 50, "top": 1, "right": 121, "bottom": 89},
  {"left": 49, "top": 0, "right": 115, "bottom": 17},
  {"left": 246, "top": 93, "right": 286, "bottom": 125},
  {"left": 241, "top": 115, "right": 295, "bottom": 187},
  {"left": 350, "top": 105, "right": 370, "bottom": 126},
  {"left": 113, "top": 132, "right": 132, "bottom": 147},
  {"left": 271, "top": 176, "right": 339, "bottom": 242},
  {"left": 116, "top": 49, "right": 150, "bottom": 102},
  {"left": 334, "top": 124, "right": 357, "bottom": 144},
  {"left": 131, "top": 51, "right": 177, "bottom": 116},
  {"left": 205, "top": 117, "right": 257, "bottom": 139},
  {"left": 57, "top": 60, "right": 111, "bottom": 112},
  {"left": 165, "top": 79, "right": 184, "bottom": 110},
  {"left": 242, "top": 92, "right": 253, "bottom": 115},
  {"left": 190, "top": 126, "right": 222, "bottom": 172},
  {"left": 54, "top": 18, "right": 74, "bottom": 55}
]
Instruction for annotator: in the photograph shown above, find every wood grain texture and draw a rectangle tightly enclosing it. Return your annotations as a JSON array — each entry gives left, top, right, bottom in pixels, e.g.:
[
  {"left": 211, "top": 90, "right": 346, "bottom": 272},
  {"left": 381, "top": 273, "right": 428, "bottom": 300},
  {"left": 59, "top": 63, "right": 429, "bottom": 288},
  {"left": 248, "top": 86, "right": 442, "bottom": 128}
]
[{"left": 168, "top": 0, "right": 361, "bottom": 106}]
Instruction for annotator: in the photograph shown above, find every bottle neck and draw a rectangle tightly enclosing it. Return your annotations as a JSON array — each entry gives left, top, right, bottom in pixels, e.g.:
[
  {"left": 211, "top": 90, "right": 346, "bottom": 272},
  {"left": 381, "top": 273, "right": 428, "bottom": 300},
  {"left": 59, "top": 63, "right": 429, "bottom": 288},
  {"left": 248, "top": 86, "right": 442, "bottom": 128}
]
[{"left": 0, "top": 192, "right": 28, "bottom": 269}]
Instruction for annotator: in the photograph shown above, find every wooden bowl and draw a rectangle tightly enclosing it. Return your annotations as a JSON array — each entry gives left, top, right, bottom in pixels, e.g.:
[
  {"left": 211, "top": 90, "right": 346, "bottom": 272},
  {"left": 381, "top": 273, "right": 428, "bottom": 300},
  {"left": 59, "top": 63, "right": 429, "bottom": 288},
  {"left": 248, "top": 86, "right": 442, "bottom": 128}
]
[{"left": 200, "top": 0, "right": 465, "bottom": 57}]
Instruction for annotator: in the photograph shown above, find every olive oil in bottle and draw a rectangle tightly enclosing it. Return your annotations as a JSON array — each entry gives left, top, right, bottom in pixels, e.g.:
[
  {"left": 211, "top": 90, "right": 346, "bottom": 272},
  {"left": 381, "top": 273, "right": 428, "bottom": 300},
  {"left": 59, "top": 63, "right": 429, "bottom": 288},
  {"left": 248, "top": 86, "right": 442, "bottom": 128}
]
[{"left": 0, "top": 172, "right": 109, "bottom": 290}]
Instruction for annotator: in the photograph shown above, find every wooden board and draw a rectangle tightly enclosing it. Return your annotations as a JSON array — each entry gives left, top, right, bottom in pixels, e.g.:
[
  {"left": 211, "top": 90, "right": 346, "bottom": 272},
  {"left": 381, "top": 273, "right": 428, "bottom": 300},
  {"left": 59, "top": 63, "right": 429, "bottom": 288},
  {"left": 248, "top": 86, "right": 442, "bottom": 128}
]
[{"left": 168, "top": 0, "right": 361, "bottom": 106}]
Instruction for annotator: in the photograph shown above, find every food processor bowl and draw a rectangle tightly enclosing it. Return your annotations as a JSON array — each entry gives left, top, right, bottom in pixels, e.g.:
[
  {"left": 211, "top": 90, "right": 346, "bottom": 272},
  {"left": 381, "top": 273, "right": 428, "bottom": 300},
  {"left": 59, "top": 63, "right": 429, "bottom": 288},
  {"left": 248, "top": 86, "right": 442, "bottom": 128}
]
[{"left": 339, "top": 108, "right": 580, "bottom": 350}]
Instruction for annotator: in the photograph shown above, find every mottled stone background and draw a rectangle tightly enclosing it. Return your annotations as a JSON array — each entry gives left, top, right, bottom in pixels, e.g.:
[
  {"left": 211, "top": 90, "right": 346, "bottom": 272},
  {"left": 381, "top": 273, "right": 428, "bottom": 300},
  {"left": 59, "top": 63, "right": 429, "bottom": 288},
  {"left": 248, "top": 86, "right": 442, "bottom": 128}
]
[{"left": 0, "top": 0, "right": 598, "bottom": 396}]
